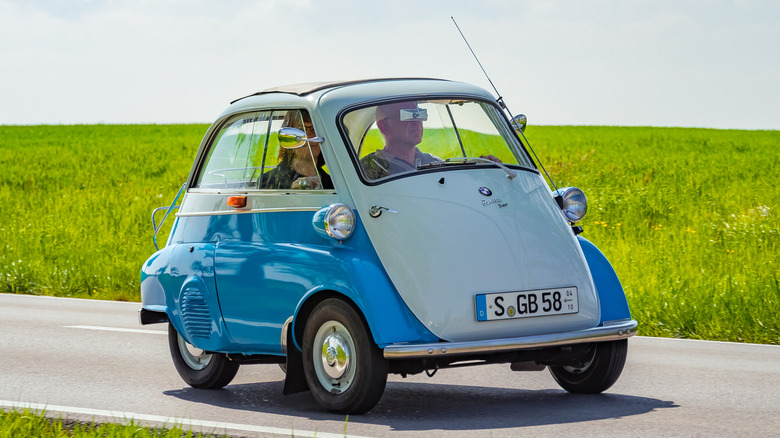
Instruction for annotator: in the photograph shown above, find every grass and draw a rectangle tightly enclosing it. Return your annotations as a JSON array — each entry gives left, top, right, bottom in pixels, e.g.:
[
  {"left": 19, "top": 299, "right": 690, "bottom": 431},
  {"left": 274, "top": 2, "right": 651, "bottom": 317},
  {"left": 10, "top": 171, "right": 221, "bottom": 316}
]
[
  {"left": 0, "top": 408, "right": 224, "bottom": 437},
  {"left": 0, "top": 124, "right": 204, "bottom": 301},
  {"left": 526, "top": 126, "right": 779, "bottom": 343},
  {"left": 0, "top": 124, "right": 777, "bottom": 343}
]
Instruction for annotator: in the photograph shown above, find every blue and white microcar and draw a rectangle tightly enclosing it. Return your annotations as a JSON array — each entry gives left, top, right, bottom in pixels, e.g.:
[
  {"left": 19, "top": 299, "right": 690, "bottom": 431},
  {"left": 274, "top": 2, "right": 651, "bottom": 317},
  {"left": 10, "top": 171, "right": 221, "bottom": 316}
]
[{"left": 139, "top": 78, "right": 638, "bottom": 414}]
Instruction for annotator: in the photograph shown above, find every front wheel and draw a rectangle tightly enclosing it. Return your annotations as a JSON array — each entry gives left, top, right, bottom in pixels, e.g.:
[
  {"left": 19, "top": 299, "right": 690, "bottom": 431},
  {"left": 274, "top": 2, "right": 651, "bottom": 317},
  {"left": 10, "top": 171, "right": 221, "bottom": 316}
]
[
  {"left": 168, "top": 323, "right": 239, "bottom": 389},
  {"left": 302, "top": 299, "right": 388, "bottom": 414},
  {"left": 549, "top": 339, "right": 628, "bottom": 394}
]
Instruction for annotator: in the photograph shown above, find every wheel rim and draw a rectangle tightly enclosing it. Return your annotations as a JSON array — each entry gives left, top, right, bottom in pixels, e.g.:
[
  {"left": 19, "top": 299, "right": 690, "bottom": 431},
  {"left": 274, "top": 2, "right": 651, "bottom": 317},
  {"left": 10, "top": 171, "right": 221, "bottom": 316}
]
[
  {"left": 313, "top": 320, "right": 356, "bottom": 394},
  {"left": 177, "top": 333, "right": 212, "bottom": 370}
]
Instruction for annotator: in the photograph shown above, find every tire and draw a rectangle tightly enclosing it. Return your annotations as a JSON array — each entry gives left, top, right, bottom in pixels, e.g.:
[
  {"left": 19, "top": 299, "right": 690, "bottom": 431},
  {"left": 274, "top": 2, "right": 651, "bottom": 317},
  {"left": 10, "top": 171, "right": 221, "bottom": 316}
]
[
  {"left": 168, "top": 323, "right": 239, "bottom": 389},
  {"left": 302, "top": 299, "right": 388, "bottom": 414},
  {"left": 549, "top": 339, "right": 628, "bottom": 394}
]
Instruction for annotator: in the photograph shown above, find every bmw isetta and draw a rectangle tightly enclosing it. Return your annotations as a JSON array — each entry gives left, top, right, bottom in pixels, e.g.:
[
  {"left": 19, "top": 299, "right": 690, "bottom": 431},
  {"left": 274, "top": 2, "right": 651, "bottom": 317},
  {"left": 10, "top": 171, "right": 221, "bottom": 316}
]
[{"left": 139, "top": 78, "right": 638, "bottom": 414}]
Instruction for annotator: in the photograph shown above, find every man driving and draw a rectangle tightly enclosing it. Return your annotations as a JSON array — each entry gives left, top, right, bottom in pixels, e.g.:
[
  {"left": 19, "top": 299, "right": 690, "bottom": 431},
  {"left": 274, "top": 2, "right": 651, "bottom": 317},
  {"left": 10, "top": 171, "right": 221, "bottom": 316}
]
[{"left": 360, "top": 101, "right": 442, "bottom": 180}]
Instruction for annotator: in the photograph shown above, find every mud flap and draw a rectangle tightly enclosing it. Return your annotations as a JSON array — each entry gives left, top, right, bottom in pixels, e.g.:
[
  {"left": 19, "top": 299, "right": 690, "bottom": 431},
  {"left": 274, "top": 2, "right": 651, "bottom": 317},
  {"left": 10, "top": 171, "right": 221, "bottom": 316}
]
[{"left": 282, "top": 328, "right": 309, "bottom": 395}]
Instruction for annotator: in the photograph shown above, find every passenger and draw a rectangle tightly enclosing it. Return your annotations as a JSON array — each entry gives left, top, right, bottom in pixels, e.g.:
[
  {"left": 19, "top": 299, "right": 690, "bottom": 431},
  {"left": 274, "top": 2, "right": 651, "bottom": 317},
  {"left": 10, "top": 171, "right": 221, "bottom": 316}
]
[
  {"left": 261, "top": 112, "right": 333, "bottom": 190},
  {"left": 360, "top": 101, "right": 442, "bottom": 180}
]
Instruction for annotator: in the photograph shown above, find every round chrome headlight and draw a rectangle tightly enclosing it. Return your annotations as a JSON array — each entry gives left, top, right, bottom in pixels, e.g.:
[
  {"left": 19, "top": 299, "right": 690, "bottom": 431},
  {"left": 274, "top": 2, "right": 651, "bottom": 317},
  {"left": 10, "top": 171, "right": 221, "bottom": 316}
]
[
  {"left": 553, "top": 187, "right": 588, "bottom": 223},
  {"left": 312, "top": 204, "right": 356, "bottom": 240}
]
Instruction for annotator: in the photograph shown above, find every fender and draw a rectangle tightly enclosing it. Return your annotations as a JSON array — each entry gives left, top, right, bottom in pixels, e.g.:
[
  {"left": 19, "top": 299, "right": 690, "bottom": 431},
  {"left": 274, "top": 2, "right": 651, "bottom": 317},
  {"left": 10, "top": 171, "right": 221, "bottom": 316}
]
[
  {"left": 288, "top": 249, "right": 439, "bottom": 351},
  {"left": 164, "top": 243, "right": 234, "bottom": 351},
  {"left": 577, "top": 235, "right": 632, "bottom": 324},
  {"left": 140, "top": 246, "right": 172, "bottom": 313}
]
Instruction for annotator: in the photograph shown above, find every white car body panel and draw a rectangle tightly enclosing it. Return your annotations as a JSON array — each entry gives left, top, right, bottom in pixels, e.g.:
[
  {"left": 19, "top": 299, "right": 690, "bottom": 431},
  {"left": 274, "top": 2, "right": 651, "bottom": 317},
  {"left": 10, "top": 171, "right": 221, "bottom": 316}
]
[{"left": 348, "top": 168, "right": 600, "bottom": 342}]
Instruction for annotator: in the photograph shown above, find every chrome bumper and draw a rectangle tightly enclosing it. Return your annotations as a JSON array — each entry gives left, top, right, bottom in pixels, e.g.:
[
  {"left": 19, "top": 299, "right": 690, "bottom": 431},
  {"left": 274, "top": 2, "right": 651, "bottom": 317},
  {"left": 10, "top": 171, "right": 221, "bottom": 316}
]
[{"left": 383, "top": 319, "right": 638, "bottom": 359}]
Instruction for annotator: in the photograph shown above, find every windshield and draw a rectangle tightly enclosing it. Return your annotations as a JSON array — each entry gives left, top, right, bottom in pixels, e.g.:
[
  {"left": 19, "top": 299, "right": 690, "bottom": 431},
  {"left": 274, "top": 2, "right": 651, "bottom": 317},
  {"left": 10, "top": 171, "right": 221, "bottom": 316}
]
[{"left": 341, "top": 99, "right": 535, "bottom": 181}]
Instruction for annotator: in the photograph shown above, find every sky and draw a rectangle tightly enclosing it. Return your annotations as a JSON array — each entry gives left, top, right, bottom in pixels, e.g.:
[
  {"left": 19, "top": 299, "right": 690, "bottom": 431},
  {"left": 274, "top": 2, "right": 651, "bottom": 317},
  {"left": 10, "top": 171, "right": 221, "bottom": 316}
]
[{"left": 1, "top": 0, "right": 779, "bottom": 130}]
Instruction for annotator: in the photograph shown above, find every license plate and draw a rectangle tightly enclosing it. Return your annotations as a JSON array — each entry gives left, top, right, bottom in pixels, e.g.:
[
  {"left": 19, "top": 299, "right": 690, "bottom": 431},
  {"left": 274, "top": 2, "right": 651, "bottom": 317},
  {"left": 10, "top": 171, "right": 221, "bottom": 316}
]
[{"left": 475, "top": 287, "right": 579, "bottom": 321}]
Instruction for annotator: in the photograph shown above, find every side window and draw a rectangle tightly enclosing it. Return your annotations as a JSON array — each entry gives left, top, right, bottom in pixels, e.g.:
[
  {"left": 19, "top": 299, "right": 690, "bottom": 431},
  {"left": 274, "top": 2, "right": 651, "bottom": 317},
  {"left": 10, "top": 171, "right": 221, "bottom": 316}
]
[
  {"left": 197, "top": 111, "right": 271, "bottom": 189},
  {"left": 258, "top": 110, "right": 333, "bottom": 191},
  {"left": 196, "top": 110, "right": 333, "bottom": 191}
]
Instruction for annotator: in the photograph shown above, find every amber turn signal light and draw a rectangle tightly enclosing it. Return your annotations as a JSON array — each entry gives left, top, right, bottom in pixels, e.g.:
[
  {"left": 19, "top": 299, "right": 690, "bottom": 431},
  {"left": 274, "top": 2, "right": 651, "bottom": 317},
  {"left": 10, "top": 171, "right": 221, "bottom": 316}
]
[{"left": 227, "top": 196, "right": 247, "bottom": 208}]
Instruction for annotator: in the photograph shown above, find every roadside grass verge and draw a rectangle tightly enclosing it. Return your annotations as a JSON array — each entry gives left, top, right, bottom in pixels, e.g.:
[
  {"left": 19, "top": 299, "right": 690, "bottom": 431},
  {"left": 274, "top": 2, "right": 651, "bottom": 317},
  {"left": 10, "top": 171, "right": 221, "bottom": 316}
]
[
  {"left": 0, "top": 124, "right": 777, "bottom": 344},
  {"left": 0, "top": 408, "right": 225, "bottom": 437}
]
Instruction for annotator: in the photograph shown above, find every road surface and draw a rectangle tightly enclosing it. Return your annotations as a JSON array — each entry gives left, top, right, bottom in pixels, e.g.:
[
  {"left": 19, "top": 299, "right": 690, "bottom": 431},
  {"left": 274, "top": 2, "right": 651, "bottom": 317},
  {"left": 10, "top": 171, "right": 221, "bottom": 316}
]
[{"left": 1, "top": 293, "right": 778, "bottom": 437}]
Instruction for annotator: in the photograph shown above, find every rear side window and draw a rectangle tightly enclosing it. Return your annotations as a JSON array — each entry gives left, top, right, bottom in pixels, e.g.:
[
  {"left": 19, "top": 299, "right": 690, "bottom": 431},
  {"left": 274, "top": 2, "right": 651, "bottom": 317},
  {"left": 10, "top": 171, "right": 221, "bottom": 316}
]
[
  {"left": 196, "top": 110, "right": 332, "bottom": 190},
  {"left": 197, "top": 111, "right": 271, "bottom": 189}
]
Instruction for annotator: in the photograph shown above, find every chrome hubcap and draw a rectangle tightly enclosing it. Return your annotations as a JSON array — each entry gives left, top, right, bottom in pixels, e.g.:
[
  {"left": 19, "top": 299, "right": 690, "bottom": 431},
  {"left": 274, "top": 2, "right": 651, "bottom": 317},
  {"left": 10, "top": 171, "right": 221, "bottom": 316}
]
[
  {"left": 321, "top": 332, "right": 350, "bottom": 379},
  {"left": 312, "top": 321, "right": 356, "bottom": 394}
]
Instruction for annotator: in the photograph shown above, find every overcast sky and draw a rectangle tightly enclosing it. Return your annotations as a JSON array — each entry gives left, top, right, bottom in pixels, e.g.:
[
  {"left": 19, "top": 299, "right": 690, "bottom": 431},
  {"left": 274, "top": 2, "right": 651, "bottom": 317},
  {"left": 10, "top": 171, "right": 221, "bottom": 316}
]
[{"left": 2, "top": 0, "right": 778, "bottom": 129}]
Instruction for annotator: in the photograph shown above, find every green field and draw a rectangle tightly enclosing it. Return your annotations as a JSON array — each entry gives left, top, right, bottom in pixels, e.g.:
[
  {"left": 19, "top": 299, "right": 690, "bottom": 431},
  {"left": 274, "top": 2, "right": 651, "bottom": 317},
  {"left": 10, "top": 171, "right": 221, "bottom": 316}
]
[{"left": 0, "top": 124, "right": 777, "bottom": 344}]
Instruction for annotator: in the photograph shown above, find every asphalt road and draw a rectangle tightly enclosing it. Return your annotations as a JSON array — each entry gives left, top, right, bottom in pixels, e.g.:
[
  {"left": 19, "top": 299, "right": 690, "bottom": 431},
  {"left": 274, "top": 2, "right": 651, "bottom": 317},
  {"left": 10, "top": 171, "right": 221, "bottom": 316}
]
[{"left": 1, "top": 293, "right": 778, "bottom": 437}]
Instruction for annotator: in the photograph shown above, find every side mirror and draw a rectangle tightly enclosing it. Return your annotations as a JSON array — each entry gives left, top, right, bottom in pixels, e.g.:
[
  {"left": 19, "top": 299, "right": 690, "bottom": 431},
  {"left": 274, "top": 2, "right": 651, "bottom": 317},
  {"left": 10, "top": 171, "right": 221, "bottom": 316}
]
[
  {"left": 277, "top": 127, "right": 324, "bottom": 149},
  {"left": 510, "top": 114, "right": 527, "bottom": 133}
]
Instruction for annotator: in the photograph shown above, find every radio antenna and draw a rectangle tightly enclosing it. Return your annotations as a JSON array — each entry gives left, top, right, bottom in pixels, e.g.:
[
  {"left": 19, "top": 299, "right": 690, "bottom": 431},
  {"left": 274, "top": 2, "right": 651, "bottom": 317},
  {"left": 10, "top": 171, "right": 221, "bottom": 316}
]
[
  {"left": 451, "top": 16, "right": 559, "bottom": 193},
  {"left": 451, "top": 17, "right": 508, "bottom": 113}
]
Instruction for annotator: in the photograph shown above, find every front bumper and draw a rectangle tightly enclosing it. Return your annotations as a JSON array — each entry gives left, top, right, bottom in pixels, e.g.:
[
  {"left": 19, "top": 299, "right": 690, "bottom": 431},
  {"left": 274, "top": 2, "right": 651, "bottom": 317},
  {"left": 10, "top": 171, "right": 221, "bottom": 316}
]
[{"left": 383, "top": 319, "right": 638, "bottom": 359}]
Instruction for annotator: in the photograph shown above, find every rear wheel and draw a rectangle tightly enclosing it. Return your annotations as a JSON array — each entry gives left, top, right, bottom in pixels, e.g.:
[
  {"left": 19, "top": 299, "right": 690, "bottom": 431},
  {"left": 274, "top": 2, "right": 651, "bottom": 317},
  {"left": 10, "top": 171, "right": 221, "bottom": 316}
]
[
  {"left": 168, "top": 323, "right": 239, "bottom": 389},
  {"left": 302, "top": 299, "right": 388, "bottom": 414},
  {"left": 549, "top": 339, "right": 628, "bottom": 394}
]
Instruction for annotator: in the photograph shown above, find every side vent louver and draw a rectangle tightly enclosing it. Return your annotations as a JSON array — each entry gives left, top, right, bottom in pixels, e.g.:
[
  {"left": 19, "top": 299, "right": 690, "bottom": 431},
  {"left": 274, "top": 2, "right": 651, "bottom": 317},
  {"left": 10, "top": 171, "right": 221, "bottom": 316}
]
[{"left": 181, "top": 287, "right": 211, "bottom": 338}]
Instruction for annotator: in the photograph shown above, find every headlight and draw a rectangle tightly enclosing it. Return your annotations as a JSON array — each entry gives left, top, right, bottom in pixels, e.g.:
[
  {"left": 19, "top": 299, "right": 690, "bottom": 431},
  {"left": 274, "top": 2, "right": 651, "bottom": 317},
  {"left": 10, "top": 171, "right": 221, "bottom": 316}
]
[
  {"left": 312, "top": 204, "right": 356, "bottom": 240},
  {"left": 553, "top": 187, "right": 588, "bottom": 223}
]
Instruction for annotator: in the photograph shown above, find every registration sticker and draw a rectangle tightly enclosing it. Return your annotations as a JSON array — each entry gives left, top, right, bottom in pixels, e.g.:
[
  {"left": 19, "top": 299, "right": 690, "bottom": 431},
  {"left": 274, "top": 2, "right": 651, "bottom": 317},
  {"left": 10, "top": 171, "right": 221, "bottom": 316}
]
[{"left": 475, "top": 287, "right": 578, "bottom": 321}]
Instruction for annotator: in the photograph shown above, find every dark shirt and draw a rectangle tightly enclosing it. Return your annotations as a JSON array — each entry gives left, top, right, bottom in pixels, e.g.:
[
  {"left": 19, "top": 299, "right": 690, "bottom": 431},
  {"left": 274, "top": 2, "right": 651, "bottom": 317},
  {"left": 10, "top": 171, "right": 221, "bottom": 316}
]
[
  {"left": 260, "top": 155, "right": 333, "bottom": 190},
  {"left": 359, "top": 148, "right": 442, "bottom": 180}
]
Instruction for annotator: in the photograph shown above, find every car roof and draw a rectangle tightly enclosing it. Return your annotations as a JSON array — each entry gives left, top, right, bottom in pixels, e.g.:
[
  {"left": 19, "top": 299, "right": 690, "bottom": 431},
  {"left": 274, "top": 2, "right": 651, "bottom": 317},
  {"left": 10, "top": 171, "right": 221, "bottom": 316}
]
[{"left": 231, "top": 77, "right": 450, "bottom": 103}]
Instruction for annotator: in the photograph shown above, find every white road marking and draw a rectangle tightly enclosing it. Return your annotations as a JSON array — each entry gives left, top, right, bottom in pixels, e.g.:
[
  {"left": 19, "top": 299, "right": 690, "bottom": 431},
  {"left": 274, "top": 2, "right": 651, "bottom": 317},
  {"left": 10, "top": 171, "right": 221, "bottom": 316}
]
[
  {"left": 0, "top": 400, "right": 372, "bottom": 438},
  {"left": 635, "top": 335, "right": 780, "bottom": 348},
  {"left": 66, "top": 325, "right": 167, "bottom": 335}
]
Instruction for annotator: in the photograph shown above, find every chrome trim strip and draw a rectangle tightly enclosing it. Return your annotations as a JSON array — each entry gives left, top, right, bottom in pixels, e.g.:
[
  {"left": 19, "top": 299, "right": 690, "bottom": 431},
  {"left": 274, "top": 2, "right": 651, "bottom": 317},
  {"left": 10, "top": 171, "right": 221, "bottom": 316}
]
[
  {"left": 281, "top": 316, "right": 293, "bottom": 355},
  {"left": 383, "top": 319, "right": 638, "bottom": 359},
  {"left": 177, "top": 207, "right": 321, "bottom": 217}
]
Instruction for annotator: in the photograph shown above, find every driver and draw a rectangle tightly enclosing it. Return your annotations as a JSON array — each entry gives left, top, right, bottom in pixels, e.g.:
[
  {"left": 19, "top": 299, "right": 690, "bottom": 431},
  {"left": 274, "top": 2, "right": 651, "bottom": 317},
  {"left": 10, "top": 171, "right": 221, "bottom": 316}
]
[{"left": 360, "top": 101, "right": 442, "bottom": 179}]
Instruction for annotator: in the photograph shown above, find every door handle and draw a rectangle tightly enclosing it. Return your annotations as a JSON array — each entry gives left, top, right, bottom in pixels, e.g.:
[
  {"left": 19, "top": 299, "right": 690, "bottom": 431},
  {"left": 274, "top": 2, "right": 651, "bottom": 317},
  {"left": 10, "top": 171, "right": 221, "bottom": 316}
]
[{"left": 368, "top": 205, "right": 397, "bottom": 218}]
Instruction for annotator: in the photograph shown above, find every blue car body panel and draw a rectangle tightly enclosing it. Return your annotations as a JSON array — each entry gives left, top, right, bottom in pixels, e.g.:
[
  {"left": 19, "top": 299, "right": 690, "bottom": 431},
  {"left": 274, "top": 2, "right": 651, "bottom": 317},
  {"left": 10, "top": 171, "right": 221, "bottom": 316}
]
[
  {"left": 140, "top": 247, "right": 171, "bottom": 312},
  {"left": 141, "top": 212, "right": 437, "bottom": 354},
  {"left": 577, "top": 235, "right": 632, "bottom": 324}
]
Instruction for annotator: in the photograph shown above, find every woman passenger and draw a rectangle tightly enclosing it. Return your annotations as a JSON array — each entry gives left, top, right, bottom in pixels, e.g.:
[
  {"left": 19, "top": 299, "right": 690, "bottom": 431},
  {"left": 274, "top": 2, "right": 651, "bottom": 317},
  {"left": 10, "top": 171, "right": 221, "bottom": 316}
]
[{"left": 261, "top": 112, "right": 333, "bottom": 190}]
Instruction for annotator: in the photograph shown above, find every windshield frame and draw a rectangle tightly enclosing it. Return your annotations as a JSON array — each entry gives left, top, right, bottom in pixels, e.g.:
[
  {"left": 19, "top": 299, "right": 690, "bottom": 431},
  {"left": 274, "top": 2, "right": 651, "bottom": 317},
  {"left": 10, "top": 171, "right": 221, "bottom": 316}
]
[{"left": 336, "top": 94, "right": 539, "bottom": 185}]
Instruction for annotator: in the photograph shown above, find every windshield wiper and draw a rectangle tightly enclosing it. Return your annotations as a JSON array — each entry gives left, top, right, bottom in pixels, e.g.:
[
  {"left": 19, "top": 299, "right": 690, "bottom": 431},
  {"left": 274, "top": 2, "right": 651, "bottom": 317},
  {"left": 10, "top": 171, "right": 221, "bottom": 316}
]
[
  {"left": 416, "top": 160, "right": 450, "bottom": 170},
  {"left": 418, "top": 157, "right": 517, "bottom": 180}
]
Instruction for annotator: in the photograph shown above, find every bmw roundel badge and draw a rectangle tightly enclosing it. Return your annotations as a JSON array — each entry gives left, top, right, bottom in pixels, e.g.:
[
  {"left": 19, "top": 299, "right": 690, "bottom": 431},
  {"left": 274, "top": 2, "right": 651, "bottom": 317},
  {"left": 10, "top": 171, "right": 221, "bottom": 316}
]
[{"left": 478, "top": 187, "right": 492, "bottom": 196}]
